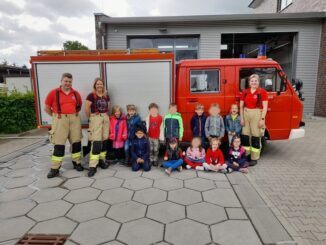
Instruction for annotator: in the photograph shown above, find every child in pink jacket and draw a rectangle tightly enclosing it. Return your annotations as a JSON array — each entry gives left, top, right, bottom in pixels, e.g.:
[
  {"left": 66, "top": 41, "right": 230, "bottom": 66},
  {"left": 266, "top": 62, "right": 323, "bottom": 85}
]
[{"left": 184, "top": 137, "right": 206, "bottom": 171}]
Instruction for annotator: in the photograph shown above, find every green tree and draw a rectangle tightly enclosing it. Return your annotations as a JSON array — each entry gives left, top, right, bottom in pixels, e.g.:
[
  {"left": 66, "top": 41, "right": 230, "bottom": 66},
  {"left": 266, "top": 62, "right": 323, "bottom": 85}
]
[{"left": 63, "top": 40, "right": 89, "bottom": 50}]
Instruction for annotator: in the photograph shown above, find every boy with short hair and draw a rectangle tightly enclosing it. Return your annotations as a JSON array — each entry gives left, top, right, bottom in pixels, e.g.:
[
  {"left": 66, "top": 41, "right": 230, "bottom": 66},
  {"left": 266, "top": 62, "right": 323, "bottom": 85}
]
[
  {"left": 190, "top": 103, "right": 207, "bottom": 147},
  {"left": 163, "top": 103, "right": 184, "bottom": 143},
  {"left": 131, "top": 127, "right": 151, "bottom": 172}
]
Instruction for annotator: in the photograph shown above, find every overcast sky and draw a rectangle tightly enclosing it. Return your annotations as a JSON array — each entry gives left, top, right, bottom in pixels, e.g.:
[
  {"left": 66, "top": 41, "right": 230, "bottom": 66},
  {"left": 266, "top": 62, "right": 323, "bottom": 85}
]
[{"left": 0, "top": 0, "right": 252, "bottom": 67}]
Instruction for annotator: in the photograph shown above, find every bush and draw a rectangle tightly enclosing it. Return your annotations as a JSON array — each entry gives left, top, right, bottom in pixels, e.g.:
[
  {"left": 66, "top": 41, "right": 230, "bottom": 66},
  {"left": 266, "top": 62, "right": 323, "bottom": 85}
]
[{"left": 0, "top": 91, "right": 37, "bottom": 134}]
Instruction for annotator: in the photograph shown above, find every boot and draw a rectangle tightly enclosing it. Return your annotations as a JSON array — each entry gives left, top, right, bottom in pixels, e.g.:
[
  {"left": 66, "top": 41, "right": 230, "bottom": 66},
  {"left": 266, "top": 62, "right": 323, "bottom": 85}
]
[
  {"left": 73, "top": 161, "right": 84, "bottom": 171},
  {"left": 88, "top": 167, "right": 97, "bottom": 177},
  {"left": 47, "top": 168, "right": 59, "bottom": 178},
  {"left": 249, "top": 160, "right": 258, "bottom": 166},
  {"left": 98, "top": 159, "right": 109, "bottom": 169}
]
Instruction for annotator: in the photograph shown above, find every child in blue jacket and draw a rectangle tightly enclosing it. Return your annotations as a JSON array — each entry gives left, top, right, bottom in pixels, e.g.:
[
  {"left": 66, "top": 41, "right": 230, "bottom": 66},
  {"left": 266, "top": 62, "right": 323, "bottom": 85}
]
[
  {"left": 225, "top": 104, "right": 242, "bottom": 145},
  {"left": 190, "top": 103, "right": 207, "bottom": 147},
  {"left": 131, "top": 127, "right": 151, "bottom": 172}
]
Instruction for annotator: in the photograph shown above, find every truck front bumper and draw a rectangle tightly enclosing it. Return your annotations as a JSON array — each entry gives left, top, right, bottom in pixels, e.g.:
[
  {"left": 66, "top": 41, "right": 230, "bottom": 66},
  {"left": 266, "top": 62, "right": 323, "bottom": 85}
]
[{"left": 288, "top": 128, "right": 305, "bottom": 140}]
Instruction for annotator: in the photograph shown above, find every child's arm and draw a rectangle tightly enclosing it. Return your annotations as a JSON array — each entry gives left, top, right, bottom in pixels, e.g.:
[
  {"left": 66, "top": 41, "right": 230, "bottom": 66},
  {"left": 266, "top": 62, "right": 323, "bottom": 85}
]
[
  {"left": 235, "top": 116, "right": 242, "bottom": 135},
  {"left": 224, "top": 116, "right": 230, "bottom": 133},
  {"left": 159, "top": 116, "right": 164, "bottom": 141},
  {"left": 218, "top": 150, "right": 225, "bottom": 164},
  {"left": 190, "top": 116, "right": 195, "bottom": 133},
  {"left": 163, "top": 151, "right": 168, "bottom": 161},
  {"left": 219, "top": 116, "right": 225, "bottom": 138},
  {"left": 130, "top": 141, "right": 137, "bottom": 160},
  {"left": 122, "top": 121, "right": 128, "bottom": 141},
  {"left": 205, "top": 117, "right": 210, "bottom": 138},
  {"left": 205, "top": 149, "right": 211, "bottom": 164},
  {"left": 178, "top": 115, "right": 184, "bottom": 140},
  {"left": 185, "top": 147, "right": 192, "bottom": 158},
  {"left": 143, "top": 139, "right": 150, "bottom": 160}
]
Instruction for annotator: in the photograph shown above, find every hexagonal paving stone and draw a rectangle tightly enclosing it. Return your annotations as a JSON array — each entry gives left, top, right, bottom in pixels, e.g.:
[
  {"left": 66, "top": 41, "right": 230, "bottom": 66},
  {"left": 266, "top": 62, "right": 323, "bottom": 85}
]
[
  {"left": 63, "top": 176, "right": 94, "bottom": 190},
  {"left": 215, "top": 181, "right": 232, "bottom": 189},
  {"left": 117, "top": 218, "right": 163, "bottom": 245},
  {"left": 5, "top": 168, "right": 35, "bottom": 178},
  {"left": 122, "top": 177, "right": 153, "bottom": 190},
  {"left": 226, "top": 208, "right": 248, "bottom": 220},
  {"left": 0, "top": 168, "right": 11, "bottom": 176},
  {"left": 133, "top": 188, "right": 167, "bottom": 205},
  {"left": 91, "top": 169, "right": 116, "bottom": 179},
  {"left": 99, "top": 187, "right": 134, "bottom": 204},
  {"left": 70, "top": 217, "right": 120, "bottom": 245},
  {"left": 0, "top": 216, "right": 35, "bottom": 242},
  {"left": 61, "top": 169, "right": 86, "bottom": 178},
  {"left": 29, "top": 217, "right": 77, "bottom": 234},
  {"left": 141, "top": 168, "right": 167, "bottom": 179},
  {"left": 92, "top": 177, "right": 123, "bottom": 190},
  {"left": 147, "top": 201, "right": 185, "bottom": 224},
  {"left": 0, "top": 199, "right": 37, "bottom": 219},
  {"left": 203, "top": 189, "right": 241, "bottom": 207},
  {"left": 107, "top": 201, "right": 146, "bottom": 223},
  {"left": 153, "top": 177, "right": 183, "bottom": 191},
  {"left": 32, "top": 177, "right": 65, "bottom": 189},
  {"left": 67, "top": 200, "right": 109, "bottom": 222},
  {"left": 197, "top": 171, "right": 228, "bottom": 181},
  {"left": 102, "top": 242, "right": 124, "bottom": 245},
  {"left": 114, "top": 169, "right": 142, "bottom": 179},
  {"left": 31, "top": 187, "right": 69, "bottom": 203},
  {"left": 168, "top": 188, "right": 202, "bottom": 205},
  {"left": 2, "top": 176, "right": 36, "bottom": 189},
  {"left": 187, "top": 202, "right": 227, "bottom": 225},
  {"left": 211, "top": 220, "right": 261, "bottom": 245},
  {"left": 9, "top": 160, "right": 36, "bottom": 170},
  {"left": 27, "top": 200, "right": 72, "bottom": 221},
  {"left": 0, "top": 187, "right": 35, "bottom": 202},
  {"left": 64, "top": 187, "right": 101, "bottom": 204},
  {"left": 170, "top": 170, "right": 197, "bottom": 180},
  {"left": 165, "top": 219, "right": 211, "bottom": 245},
  {"left": 184, "top": 178, "right": 215, "bottom": 191}
]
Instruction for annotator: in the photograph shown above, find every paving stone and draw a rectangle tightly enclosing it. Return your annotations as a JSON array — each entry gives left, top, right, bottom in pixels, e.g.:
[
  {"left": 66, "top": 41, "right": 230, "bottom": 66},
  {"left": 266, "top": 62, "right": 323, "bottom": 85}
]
[
  {"left": 102, "top": 242, "right": 125, "bottom": 245},
  {"left": 2, "top": 176, "right": 36, "bottom": 189},
  {"left": 123, "top": 177, "right": 153, "bottom": 190},
  {"left": 9, "top": 160, "right": 36, "bottom": 170},
  {"left": 0, "top": 199, "right": 37, "bottom": 219},
  {"left": 31, "top": 177, "right": 65, "bottom": 189},
  {"left": 203, "top": 189, "right": 241, "bottom": 207},
  {"left": 147, "top": 201, "right": 185, "bottom": 224},
  {"left": 62, "top": 240, "right": 78, "bottom": 245},
  {"left": 114, "top": 169, "right": 142, "bottom": 179},
  {"left": 107, "top": 201, "right": 146, "bottom": 223},
  {"left": 0, "top": 239, "right": 19, "bottom": 245},
  {"left": 92, "top": 177, "right": 123, "bottom": 190},
  {"left": 90, "top": 169, "right": 116, "bottom": 179},
  {"left": 117, "top": 218, "right": 163, "bottom": 245},
  {"left": 168, "top": 188, "right": 202, "bottom": 205},
  {"left": 31, "top": 187, "right": 69, "bottom": 203},
  {"left": 0, "top": 168, "right": 11, "bottom": 176},
  {"left": 227, "top": 172, "right": 249, "bottom": 185},
  {"left": 63, "top": 176, "right": 94, "bottom": 190},
  {"left": 226, "top": 208, "right": 248, "bottom": 220},
  {"left": 99, "top": 187, "right": 134, "bottom": 204},
  {"left": 61, "top": 169, "right": 85, "bottom": 178},
  {"left": 141, "top": 168, "right": 167, "bottom": 179},
  {"left": 64, "top": 187, "right": 101, "bottom": 204},
  {"left": 5, "top": 168, "right": 35, "bottom": 178},
  {"left": 170, "top": 170, "right": 197, "bottom": 180},
  {"left": 0, "top": 216, "right": 35, "bottom": 241},
  {"left": 67, "top": 200, "right": 109, "bottom": 222},
  {"left": 211, "top": 220, "right": 262, "bottom": 245},
  {"left": 165, "top": 219, "right": 211, "bottom": 245},
  {"left": 215, "top": 181, "right": 232, "bottom": 188},
  {"left": 184, "top": 177, "right": 215, "bottom": 191},
  {"left": 0, "top": 160, "right": 16, "bottom": 168},
  {"left": 197, "top": 171, "right": 228, "bottom": 181},
  {"left": 0, "top": 187, "right": 35, "bottom": 202},
  {"left": 27, "top": 200, "right": 72, "bottom": 221},
  {"left": 187, "top": 202, "right": 227, "bottom": 225},
  {"left": 153, "top": 177, "right": 183, "bottom": 191},
  {"left": 29, "top": 217, "right": 77, "bottom": 234},
  {"left": 133, "top": 187, "right": 167, "bottom": 205},
  {"left": 70, "top": 217, "right": 120, "bottom": 245}
]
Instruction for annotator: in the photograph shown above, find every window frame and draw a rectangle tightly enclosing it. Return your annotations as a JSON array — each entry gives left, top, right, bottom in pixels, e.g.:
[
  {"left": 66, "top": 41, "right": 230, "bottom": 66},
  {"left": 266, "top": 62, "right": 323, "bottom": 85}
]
[
  {"left": 189, "top": 69, "right": 221, "bottom": 94},
  {"left": 277, "top": 0, "right": 293, "bottom": 12}
]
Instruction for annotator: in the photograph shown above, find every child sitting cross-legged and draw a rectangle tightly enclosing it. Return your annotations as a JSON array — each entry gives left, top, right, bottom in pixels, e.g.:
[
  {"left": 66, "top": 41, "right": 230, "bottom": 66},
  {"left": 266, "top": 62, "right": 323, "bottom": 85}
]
[
  {"left": 184, "top": 137, "right": 206, "bottom": 171},
  {"left": 162, "top": 137, "right": 184, "bottom": 176},
  {"left": 203, "top": 138, "right": 227, "bottom": 172},
  {"left": 226, "top": 135, "right": 249, "bottom": 173}
]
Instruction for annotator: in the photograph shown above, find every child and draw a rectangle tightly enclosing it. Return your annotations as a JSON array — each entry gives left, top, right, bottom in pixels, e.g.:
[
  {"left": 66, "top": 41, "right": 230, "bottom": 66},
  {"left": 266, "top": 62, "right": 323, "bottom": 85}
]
[
  {"left": 146, "top": 103, "right": 164, "bottom": 166},
  {"left": 125, "top": 104, "right": 142, "bottom": 164},
  {"left": 190, "top": 103, "right": 207, "bottom": 147},
  {"left": 162, "top": 137, "right": 183, "bottom": 176},
  {"left": 184, "top": 137, "right": 206, "bottom": 171},
  {"left": 226, "top": 135, "right": 249, "bottom": 173},
  {"left": 109, "top": 105, "right": 127, "bottom": 163},
  {"left": 205, "top": 103, "right": 225, "bottom": 141},
  {"left": 131, "top": 127, "right": 151, "bottom": 172},
  {"left": 203, "top": 138, "right": 227, "bottom": 172},
  {"left": 163, "top": 103, "right": 184, "bottom": 143},
  {"left": 225, "top": 104, "right": 242, "bottom": 145}
]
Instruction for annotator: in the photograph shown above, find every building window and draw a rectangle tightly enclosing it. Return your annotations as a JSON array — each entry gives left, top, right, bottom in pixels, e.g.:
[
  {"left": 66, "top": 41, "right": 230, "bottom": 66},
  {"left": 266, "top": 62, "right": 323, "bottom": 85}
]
[
  {"left": 239, "top": 68, "right": 285, "bottom": 92},
  {"left": 190, "top": 70, "right": 220, "bottom": 93},
  {"left": 277, "top": 0, "right": 293, "bottom": 11},
  {"left": 128, "top": 36, "right": 199, "bottom": 62}
]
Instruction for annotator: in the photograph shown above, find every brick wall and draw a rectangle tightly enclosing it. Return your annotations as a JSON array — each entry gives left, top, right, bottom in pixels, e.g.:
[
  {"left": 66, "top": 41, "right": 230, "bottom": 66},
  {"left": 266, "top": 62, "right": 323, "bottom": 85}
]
[{"left": 314, "top": 18, "right": 326, "bottom": 117}]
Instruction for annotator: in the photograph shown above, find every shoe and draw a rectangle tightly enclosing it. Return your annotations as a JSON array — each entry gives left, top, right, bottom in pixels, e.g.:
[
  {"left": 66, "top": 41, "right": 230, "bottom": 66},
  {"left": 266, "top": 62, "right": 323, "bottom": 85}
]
[
  {"left": 88, "top": 167, "right": 97, "bottom": 177},
  {"left": 152, "top": 161, "right": 158, "bottom": 167},
  {"left": 227, "top": 168, "right": 233, "bottom": 173},
  {"left": 195, "top": 166, "right": 204, "bottom": 171},
  {"left": 186, "top": 165, "right": 192, "bottom": 170},
  {"left": 73, "top": 161, "right": 84, "bottom": 171},
  {"left": 47, "top": 168, "right": 59, "bottom": 178},
  {"left": 249, "top": 160, "right": 258, "bottom": 166},
  {"left": 220, "top": 168, "right": 228, "bottom": 174},
  {"left": 177, "top": 166, "right": 183, "bottom": 172},
  {"left": 112, "top": 159, "right": 119, "bottom": 164},
  {"left": 98, "top": 159, "right": 109, "bottom": 169},
  {"left": 165, "top": 167, "right": 172, "bottom": 176}
]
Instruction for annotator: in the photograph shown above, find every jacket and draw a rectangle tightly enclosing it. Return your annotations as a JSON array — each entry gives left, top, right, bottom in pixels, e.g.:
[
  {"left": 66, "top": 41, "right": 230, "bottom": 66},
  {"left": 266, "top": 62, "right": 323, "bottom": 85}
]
[
  {"left": 163, "top": 112, "right": 184, "bottom": 139},
  {"left": 185, "top": 147, "right": 205, "bottom": 161},
  {"left": 205, "top": 115, "right": 225, "bottom": 138},
  {"left": 164, "top": 147, "right": 183, "bottom": 160},
  {"left": 190, "top": 114, "right": 207, "bottom": 138},
  {"left": 205, "top": 148, "right": 225, "bottom": 165},
  {"left": 131, "top": 136, "right": 150, "bottom": 161},
  {"left": 225, "top": 114, "right": 241, "bottom": 135},
  {"left": 127, "top": 114, "right": 142, "bottom": 140},
  {"left": 109, "top": 115, "right": 127, "bottom": 148},
  {"left": 145, "top": 115, "right": 164, "bottom": 141},
  {"left": 227, "top": 146, "right": 247, "bottom": 165}
]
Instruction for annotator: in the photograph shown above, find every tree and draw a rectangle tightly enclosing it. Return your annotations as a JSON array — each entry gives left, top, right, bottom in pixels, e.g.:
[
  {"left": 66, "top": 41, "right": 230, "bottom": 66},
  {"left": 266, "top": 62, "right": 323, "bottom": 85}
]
[{"left": 63, "top": 41, "right": 89, "bottom": 50}]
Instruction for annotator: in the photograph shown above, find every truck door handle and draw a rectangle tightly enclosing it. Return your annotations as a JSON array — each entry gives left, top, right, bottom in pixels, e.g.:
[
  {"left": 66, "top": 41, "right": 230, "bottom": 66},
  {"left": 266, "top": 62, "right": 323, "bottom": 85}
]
[{"left": 187, "top": 99, "right": 198, "bottom": 103}]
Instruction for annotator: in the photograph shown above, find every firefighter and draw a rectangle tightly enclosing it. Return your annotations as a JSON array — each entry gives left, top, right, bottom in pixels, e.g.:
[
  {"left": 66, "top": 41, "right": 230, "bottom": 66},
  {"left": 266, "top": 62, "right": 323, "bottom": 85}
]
[
  {"left": 240, "top": 74, "right": 268, "bottom": 166},
  {"left": 85, "top": 77, "right": 110, "bottom": 177},
  {"left": 44, "top": 73, "right": 83, "bottom": 178}
]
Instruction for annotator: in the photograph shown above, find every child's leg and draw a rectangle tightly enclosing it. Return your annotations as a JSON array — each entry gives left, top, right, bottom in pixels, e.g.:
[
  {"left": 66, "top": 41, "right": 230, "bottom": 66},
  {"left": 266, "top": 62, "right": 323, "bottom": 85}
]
[
  {"left": 184, "top": 158, "right": 201, "bottom": 169},
  {"left": 152, "top": 139, "right": 159, "bottom": 163},
  {"left": 131, "top": 160, "right": 140, "bottom": 171},
  {"left": 162, "top": 160, "right": 174, "bottom": 169},
  {"left": 124, "top": 139, "right": 130, "bottom": 159},
  {"left": 142, "top": 159, "right": 151, "bottom": 172},
  {"left": 170, "top": 159, "right": 183, "bottom": 170},
  {"left": 203, "top": 162, "right": 214, "bottom": 171}
]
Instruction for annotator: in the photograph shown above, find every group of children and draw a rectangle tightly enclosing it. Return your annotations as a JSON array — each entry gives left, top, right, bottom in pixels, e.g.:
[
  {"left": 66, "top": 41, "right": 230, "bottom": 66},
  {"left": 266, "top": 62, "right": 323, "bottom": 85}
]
[{"left": 106, "top": 101, "right": 249, "bottom": 175}]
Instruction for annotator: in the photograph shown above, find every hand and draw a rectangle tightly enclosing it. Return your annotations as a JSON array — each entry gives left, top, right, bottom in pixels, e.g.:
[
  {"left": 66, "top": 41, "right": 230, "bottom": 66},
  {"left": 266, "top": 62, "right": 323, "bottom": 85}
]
[
  {"left": 240, "top": 119, "right": 245, "bottom": 126},
  {"left": 136, "top": 158, "right": 142, "bottom": 163},
  {"left": 232, "top": 132, "right": 236, "bottom": 136},
  {"left": 258, "top": 119, "right": 265, "bottom": 128},
  {"left": 212, "top": 165, "right": 220, "bottom": 171},
  {"left": 232, "top": 162, "right": 239, "bottom": 168},
  {"left": 228, "top": 132, "right": 232, "bottom": 135},
  {"left": 182, "top": 151, "right": 186, "bottom": 156},
  {"left": 179, "top": 137, "right": 182, "bottom": 141},
  {"left": 163, "top": 156, "right": 168, "bottom": 161}
]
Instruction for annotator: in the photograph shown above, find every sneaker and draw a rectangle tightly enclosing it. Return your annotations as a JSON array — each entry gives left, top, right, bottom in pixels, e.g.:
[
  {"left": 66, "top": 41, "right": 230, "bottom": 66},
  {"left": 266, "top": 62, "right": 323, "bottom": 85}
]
[
  {"left": 73, "top": 162, "right": 84, "bottom": 171},
  {"left": 220, "top": 168, "right": 228, "bottom": 174},
  {"left": 186, "top": 165, "right": 192, "bottom": 170},
  {"left": 240, "top": 168, "right": 249, "bottom": 174},
  {"left": 195, "top": 166, "right": 204, "bottom": 171},
  {"left": 227, "top": 168, "right": 233, "bottom": 173},
  {"left": 98, "top": 159, "right": 109, "bottom": 169},
  {"left": 165, "top": 167, "right": 172, "bottom": 176},
  {"left": 152, "top": 161, "right": 158, "bottom": 167},
  {"left": 88, "top": 167, "right": 97, "bottom": 177},
  {"left": 47, "top": 168, "right": 59, "bottom": 178},
  {"left": 177, "top": 166, "right": 183, "bottom": 172},
  {"left": 249, "top": 160, "right": 258, "bottom": 166}
]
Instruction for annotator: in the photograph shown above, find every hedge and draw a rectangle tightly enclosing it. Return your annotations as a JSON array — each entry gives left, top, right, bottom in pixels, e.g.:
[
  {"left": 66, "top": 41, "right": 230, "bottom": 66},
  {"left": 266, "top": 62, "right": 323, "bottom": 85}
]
[{"left": 0, "top": 92, "right": 37, "bottom": 134}]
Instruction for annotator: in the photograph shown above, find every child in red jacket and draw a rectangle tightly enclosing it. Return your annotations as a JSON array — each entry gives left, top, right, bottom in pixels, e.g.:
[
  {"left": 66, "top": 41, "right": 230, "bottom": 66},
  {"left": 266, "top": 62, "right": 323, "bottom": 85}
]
[
  {"left": 203, "top": 138, "right": 227, "bottom": 172},
  {"left": 109, "top": 105, "right": 127, "bottom": 163}
]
